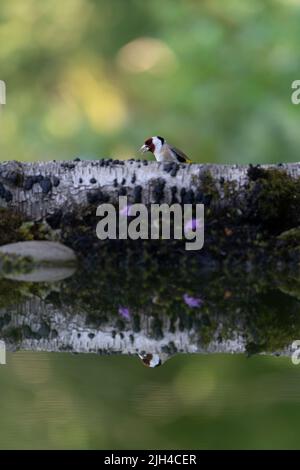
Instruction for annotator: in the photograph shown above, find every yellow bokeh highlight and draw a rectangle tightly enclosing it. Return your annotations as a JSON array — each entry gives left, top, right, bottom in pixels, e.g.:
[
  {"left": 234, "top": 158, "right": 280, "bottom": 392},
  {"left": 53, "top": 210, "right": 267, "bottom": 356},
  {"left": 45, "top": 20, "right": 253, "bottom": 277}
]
[{"left": 117, "top": 37, "right": 178, "bottom": 76}]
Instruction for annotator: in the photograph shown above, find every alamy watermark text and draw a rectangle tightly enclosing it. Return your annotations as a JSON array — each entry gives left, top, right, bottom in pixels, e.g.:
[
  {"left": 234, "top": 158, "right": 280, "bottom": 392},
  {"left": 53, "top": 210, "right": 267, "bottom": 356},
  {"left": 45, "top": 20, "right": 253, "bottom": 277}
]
[{"left": 96, "top": 196, "right": 204, "bottom": 251}]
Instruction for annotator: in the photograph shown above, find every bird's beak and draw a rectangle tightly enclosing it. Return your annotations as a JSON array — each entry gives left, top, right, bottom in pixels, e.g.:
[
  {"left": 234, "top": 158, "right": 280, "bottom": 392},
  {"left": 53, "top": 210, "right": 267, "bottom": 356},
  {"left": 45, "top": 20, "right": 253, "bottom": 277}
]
[{"left": 139, "top": 144, "right": 149, "bottom": 154}]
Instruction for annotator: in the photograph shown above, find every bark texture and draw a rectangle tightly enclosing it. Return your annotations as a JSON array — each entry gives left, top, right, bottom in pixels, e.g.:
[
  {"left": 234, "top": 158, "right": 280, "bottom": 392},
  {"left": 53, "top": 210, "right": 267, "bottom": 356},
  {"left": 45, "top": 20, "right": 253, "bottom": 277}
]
[
  {"left": 0, "top": 295, "right": 292, "bottom": 360},
  {"left": 0, "top": 159, "right": 299, "bottom": 220}
]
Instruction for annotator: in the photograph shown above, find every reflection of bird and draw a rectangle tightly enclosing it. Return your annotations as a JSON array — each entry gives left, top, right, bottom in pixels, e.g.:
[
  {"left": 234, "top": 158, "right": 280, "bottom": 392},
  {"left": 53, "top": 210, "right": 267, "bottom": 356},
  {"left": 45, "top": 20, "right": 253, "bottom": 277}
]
[
  {"left": 138, "top": 353, "right": 162, "bottom": 368},
  {"left": 140, "top": 136, "right": 191, "bottom": 163}
]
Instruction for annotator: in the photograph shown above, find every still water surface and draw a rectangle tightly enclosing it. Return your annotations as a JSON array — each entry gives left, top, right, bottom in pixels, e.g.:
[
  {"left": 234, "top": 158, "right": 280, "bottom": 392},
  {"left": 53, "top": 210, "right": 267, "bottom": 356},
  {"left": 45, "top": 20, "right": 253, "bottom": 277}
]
[{"left": 0, "top": 352, "right": 299, "bottom": 449}]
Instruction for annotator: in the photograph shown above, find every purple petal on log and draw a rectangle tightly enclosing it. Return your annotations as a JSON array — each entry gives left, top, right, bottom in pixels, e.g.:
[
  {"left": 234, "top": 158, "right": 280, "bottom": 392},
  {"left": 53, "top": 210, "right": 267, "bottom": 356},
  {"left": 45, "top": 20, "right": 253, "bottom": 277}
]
[
  {"left": 184, "top": 218, "right": 202, "bottom": 232},
  {"left": 118, "top": 306, "right": 131, "bottom": 320},
  {"left": 119, "top": 205, "right": 132, "bottom": 216}
]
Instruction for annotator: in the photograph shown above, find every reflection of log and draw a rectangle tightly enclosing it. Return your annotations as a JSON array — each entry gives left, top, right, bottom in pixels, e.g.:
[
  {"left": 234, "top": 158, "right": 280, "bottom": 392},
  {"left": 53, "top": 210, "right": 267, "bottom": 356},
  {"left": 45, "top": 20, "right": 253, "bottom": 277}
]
[
  {"left": 0, "top": 254, "right": 298, "bottom": 360},
  {"left": 0, "top": 296, "right": 291, "bottom": 359}
]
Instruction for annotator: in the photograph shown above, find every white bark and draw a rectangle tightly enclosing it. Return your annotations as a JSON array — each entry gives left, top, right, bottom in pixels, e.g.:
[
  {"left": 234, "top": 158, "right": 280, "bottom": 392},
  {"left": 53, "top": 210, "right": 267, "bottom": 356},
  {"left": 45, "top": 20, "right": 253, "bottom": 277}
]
[{"left": 0, "top": 295, "right": 292, "bottom": 360}]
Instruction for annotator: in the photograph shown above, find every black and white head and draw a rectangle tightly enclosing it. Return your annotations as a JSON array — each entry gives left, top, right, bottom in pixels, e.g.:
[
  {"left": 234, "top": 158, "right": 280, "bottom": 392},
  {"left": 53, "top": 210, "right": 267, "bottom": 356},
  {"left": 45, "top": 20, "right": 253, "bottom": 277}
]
[
  {"left": 140, "top": 136, "right": 165, "bottom": 155},
  {"left": 138, "top": 353, "right": 162, "bottom": 368}
]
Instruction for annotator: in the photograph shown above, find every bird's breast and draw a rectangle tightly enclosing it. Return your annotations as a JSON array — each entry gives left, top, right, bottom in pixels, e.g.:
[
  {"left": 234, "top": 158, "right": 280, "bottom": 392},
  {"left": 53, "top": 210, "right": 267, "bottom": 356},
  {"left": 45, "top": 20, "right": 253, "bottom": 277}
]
[{"left": 155, "top": 147, "right": 175, "bottom": 162}]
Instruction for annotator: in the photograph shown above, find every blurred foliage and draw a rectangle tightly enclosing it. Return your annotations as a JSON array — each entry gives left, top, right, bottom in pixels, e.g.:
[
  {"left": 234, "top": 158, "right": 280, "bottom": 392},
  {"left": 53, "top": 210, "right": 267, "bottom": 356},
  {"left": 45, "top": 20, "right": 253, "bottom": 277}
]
[
  {"left": 0, "top": 0, "right": 300, "bottom": 163},
  {"left": 0, "top": 352, "right": 300, "bottom": 449}
]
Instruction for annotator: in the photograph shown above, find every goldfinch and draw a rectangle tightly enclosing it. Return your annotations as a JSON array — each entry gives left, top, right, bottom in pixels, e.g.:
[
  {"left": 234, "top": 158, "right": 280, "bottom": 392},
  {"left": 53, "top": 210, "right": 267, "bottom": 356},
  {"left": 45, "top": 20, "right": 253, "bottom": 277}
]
[{"left": 140, "top": 136, "right": 191, "bottom": 163}]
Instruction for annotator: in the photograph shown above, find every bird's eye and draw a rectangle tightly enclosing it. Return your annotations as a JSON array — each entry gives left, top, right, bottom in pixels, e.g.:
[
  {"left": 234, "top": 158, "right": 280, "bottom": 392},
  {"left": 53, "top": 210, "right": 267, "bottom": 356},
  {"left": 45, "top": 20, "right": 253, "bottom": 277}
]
[{"left": 145, "top": 138, "right": 152, "bottom": 146}]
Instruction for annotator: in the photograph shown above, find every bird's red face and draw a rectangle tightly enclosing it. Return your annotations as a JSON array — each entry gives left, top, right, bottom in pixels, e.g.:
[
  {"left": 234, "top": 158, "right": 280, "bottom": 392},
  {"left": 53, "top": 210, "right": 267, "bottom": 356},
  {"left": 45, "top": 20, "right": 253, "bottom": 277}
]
[{"left": 140, "top": 137, "right": 155, "bottom": 154}]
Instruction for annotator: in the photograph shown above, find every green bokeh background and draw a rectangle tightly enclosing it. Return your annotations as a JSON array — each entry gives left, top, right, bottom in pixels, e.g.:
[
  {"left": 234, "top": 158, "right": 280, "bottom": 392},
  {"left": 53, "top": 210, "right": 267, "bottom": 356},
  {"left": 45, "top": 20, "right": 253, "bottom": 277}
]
[
  {"left": 0, "top": 0, "right": 299, "bottom": 163},
  {"left": 0, "top": 0, "right": 300, "bottom": 449},
  {"left": 1, "top": 353, "right": 300, "bottom": 450}
]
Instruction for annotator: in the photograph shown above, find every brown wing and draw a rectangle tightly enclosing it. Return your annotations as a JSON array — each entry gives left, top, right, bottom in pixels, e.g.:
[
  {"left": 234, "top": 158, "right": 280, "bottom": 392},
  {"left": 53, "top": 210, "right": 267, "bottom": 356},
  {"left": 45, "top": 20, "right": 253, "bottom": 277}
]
[{"left": 171, "top": 146, "right": 192, "bottom": 163}]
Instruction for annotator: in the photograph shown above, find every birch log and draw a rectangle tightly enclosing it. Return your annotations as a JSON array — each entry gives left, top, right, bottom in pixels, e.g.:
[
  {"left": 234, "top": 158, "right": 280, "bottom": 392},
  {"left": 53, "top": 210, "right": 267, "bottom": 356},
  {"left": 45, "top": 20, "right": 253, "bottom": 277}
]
[{"left": 0, "top": 159, "right": 299, "bottom": 219}]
